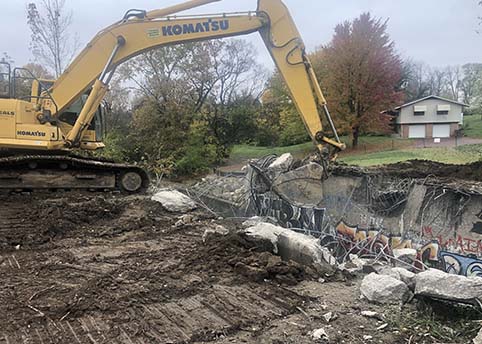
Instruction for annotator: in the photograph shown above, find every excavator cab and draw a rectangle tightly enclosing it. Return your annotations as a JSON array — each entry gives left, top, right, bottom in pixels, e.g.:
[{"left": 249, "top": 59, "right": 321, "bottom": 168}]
[
  {"left": 58, "top": 94, "right": 106, "bottom": 143},
  {"left": 0, "top": 62, "right": 11, "bottom": 99}
]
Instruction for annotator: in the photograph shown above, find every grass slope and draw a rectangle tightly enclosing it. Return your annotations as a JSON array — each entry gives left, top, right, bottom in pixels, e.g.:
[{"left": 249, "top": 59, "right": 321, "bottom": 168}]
[
  {"left": 230, "top": 136, "right": 406, "bottom": 162},
  {"left": 340, "top": 144, "right": 482, "bottom": 166},
  {"left": 463, "top": 114, "right": 482, "bottom": 138}
]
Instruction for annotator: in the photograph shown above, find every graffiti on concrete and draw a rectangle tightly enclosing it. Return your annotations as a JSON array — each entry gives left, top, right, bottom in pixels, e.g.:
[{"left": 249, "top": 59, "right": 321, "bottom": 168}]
[
  {"left": 253, "top": 193, "right": 325, "bottom": 233},
  {"left": 439, "top": 251, "right": 482, "bottom": 277},
  {"left": 471, "top": 210, "right": 482, "bottom": 235},
  {"left": 326, "top": 221, "right": 439, "bottom": 266},
  {"left": 423, "top": 226, "right": 482, "bottom": 256},
  {"left": 324, "top": 221, "right": 482, "bottom": 277}
]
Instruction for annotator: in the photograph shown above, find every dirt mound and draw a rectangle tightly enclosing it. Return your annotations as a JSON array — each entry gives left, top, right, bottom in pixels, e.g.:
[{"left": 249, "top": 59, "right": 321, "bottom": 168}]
[
  {"left": 378, "top": 160, "right": 482, "bottom": 181},
  {"left": 195, "top": 231, "right": 318, "bottom": 285},
  {"left": 0, "top": 193, "right": 160, "bottom": 251},
  {"left": 333, "top": 160, "right": 482, "bottom": 182}
]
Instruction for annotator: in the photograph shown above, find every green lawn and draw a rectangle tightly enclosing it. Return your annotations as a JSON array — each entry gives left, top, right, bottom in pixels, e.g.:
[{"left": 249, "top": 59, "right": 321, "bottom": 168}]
[
  {"left": 340, "top": 144, "right": 482, "bottom": 166},
  {"left": 229, "top": 135, "right": 411, "bottom": 164},
  {"left": 463, "top": 114, "right": 482, "bottom": 138},
  {"left": 230, "top": 142, "right": 314, "bottom": 162},
  {"left": 229, "top": 130, "right": 482, "bottom": 168}
]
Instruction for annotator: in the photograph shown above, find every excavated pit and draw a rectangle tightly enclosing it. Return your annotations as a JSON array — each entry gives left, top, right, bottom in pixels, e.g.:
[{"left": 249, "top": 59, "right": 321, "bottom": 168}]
[{"left": 192, "top": 158, "right": 482, "bottom": 275}]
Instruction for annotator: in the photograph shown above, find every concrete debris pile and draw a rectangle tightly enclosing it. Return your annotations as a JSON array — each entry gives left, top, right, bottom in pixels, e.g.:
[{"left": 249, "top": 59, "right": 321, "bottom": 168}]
[
  {"left": 190, "top": 153, "right": 326, "bottom": 217},
  {"left": 191, "top": 174, "right": 249, "bottom": 206},
  {"left": 151, "top": 188, "right": 197, "bottom": 212},
  {"left": 360, "top": 265, "right": 482, "bottom": 307}
]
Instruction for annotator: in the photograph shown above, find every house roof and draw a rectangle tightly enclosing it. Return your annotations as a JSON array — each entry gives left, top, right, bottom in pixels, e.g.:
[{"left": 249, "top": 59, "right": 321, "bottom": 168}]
[{"left": 394, "top": 95, "right": 469, "bottom": 110}]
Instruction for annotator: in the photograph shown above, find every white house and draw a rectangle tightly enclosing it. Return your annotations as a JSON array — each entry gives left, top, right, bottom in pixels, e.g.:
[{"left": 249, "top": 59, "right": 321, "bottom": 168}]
[{"left": 393, "top": 95, "right": 468, "bottom": 139}]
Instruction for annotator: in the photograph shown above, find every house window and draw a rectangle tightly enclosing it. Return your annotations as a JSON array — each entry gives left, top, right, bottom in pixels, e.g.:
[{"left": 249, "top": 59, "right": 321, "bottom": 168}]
[
  {"left": 414, "top": 105, "right": 426, "bottom": 116},
  {"left": 437, "top": 104, "right": 451, "bottom": 115}
]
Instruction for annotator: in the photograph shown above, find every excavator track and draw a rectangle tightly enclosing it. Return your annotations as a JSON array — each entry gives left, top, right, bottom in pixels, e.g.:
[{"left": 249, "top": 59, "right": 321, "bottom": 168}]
[{"left": 0, "top": 155, "right": 149, "bottom": 193}]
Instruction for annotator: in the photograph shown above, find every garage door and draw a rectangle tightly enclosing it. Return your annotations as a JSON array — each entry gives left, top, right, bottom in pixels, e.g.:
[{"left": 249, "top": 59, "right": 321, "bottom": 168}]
[
  {"left": 433, "top": 124, "right": 450, "bottom": 138},
  {"left": 409, "top": 125, "right": 426, "bottom": 138}
]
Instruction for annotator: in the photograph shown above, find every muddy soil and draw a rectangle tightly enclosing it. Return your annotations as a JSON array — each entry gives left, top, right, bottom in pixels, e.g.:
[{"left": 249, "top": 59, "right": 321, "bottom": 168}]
[
  {"left": 333, "top": 160, "right": 482, "bottom": 183},
  {"left": 0, "top": 192, "right": 470, "bottom": 343}
]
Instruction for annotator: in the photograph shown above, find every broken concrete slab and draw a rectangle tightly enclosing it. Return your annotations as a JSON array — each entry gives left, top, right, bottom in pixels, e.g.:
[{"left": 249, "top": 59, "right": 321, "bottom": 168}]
[
  {"left": 243, "top": 223, "right": 287, "bottom": 254},
  {"left": 243, "top": 222, "right": 336, "bottom": 272},
  {"left": 151, "top": 189, "right": 197, "bottom": 212},
  {"left": 267, "top": 153, "right": 294, "bottom": 173},
  {"left": 402, "top": 184, "right": 427, "bottom": 231},
  {"left": 381, "top": 267, "right": 416, "bottom": 291},
  {"left": 360, "top": 273, "right": 412, "bottom": 304},
  {"left": 277, "top": 231, "right": 336, "bottom": 272},
  {"left": 272, "top": 162, "right": 324, "bottom": 206},
  {"left": 414, "top": 269, "right": 482, "bottom": 304}
]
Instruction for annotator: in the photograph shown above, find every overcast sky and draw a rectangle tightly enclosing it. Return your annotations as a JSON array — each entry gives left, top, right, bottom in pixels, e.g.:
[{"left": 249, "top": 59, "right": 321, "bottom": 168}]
[{"left": 3, "top": 0, "right": 482, "bottom": 70}]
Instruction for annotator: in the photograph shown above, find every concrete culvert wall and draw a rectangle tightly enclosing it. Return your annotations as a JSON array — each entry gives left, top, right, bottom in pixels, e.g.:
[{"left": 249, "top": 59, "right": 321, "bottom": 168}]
[{"left": 191, "top": 156, "right": 482, "bottom": 278}]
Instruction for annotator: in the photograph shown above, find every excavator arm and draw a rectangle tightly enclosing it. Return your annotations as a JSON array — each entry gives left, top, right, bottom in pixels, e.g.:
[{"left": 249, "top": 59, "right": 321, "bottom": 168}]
[{"left": 42, "top": 0, "right": 345, "bottom": 155}]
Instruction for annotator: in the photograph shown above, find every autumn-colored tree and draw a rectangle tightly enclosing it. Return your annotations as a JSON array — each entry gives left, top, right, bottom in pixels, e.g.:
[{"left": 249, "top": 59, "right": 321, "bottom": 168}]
[{"left": 313, "top": 13, "right": 403, "bottom": 147}]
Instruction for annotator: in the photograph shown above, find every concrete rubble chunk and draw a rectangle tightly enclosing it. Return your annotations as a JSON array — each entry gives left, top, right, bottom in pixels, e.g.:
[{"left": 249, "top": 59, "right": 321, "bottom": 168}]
[
  {"left": 243, "top": 222, "right": 336, "bottom": 271},
  {"left": 361, "top": 311, "right": 379, "bottom": 318},
  {"left": 415, "top": 269, "right": 482, "bottom": 303},
  {"left": 268, "top": 153, "right": 294, "bottom": 172},
  {"left": 381, "top": 267, "right": 416, "bottom": 291},
  {"left": 242, "top": 216, "right": 277, "bottom": 228},
  {"left": 340, "top": 254, "right": 369, "bottom": 274},
  {"left": 473, "top": 327, "right": 482, "bottom": 344},
  {"left": 322, "top": 311, "right": 337, "bottom": 323},
  {"left": 311, "top": 328, "right": 329, "bottom": 340},
  {"left": 202, "top": 225, "right": 230, "bottom": 243},
  {"left": 151, "top": 189, "right": 197, "bottom": 212},
  {"left": 243, "top": 223, "right": 287, "bottom": 254},
  {"left": 360, "top": 273, "right": 412, "bottom": 304},
  {"left": 392, "top": 248, "right": 417, "bottom": 262}
]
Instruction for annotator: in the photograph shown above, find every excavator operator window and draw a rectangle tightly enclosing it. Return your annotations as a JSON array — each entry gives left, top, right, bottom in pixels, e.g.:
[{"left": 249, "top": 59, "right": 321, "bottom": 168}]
[{"left": 0, "top": 62, "right": 11, "bottom": 99}]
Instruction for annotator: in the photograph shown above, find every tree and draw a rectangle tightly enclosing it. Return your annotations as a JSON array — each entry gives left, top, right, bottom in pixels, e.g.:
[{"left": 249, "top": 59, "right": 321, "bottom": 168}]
[
  {"left": 107, "top": 39, "right": 264, "bottom": 175},
  {"left": 400, "top": 60, "right": 431, "bottom": 102},
  {"left": 314, "top": 13, "right": 403, "bottom": 147},
  {"left": 461, "top": 64, "right": 482, "bottom": 107},
  {"left": 445, "top": 65, "right": 462, "bottom": 101},
  {"left": 427, "top": 67, "right": 448, "bottom": 97},
  {"left": 27, "top": 0, "right": 79, "bottom": 77},
  {"left": 265, "top": 71, "right": 309, "bottom": 146}
]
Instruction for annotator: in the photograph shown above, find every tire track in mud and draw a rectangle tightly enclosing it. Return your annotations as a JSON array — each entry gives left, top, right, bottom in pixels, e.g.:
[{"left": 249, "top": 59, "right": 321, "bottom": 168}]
[
  {"left": 0, "top": 193, "right": 309, "bottom": 344},
  {"left": 0, "top": 285, "right": 303, "bottom": 343},
  {"left": 0, "top": 202, "right": 33, "bottom": 233}
]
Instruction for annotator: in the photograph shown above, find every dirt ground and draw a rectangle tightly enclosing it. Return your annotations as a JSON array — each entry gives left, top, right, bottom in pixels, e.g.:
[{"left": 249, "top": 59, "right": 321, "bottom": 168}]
[
  {"left": 0, "top": 191, "right": 474, "bottom": 344},
  {"left": 333, "top": 159, "right": 482, "bottom": 185}
]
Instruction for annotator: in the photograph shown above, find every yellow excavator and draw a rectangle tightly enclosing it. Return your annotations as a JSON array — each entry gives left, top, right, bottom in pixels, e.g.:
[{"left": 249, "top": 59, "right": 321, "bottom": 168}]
[{"left": 0, "top": 0, "right": 345, "bottom": 192}]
